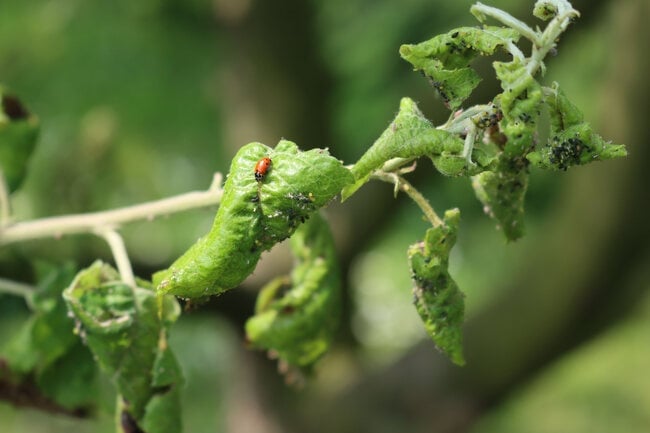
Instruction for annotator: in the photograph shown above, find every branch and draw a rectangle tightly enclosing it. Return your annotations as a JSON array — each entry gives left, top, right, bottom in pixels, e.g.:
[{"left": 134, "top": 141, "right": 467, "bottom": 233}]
[
  {"left": 0, "top": 277, "right": 35, "bottom": 303},
  {"left": 372, "top": 171, "right": 443, "bottom": 227},
  {"left": 0, "top": 172, "right": 224, "bottom": 245},
  {"left": 471, "top": 2, "right": 539, "bottom": 45},
  {"left": 95, "top": 229, "right": 136, "bottom": 287}
]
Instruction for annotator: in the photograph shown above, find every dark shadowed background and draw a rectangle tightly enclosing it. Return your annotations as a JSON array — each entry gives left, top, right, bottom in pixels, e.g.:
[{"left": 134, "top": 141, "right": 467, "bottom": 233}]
[{"left": 1, "top": 0, "right": 648, "bottom": 432}]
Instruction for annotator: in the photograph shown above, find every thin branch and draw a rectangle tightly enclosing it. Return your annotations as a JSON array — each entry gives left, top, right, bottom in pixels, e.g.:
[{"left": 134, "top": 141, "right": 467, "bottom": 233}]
[
  {"left": 372, "top": 171, "right": 443, "bottom": 227},
  {"left": 95, "top": 228, "right": 136, "bottom": 287},
  {"left": 471, "top": 2, "right": 539, "bottom": 45},
  {"left": 0, "top": 277, "right": 35, "bottom": 300},
  {"left": 0, "top": 172, "right": 223, "bottom": 245}
]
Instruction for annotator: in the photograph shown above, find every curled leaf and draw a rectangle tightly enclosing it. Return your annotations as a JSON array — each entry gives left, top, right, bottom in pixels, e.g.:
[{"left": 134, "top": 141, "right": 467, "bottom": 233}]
[
  {"left": 472, "top": 166, "right": 528, "bottom": 241},
  {"left": 400, "top": 26, "right": 520, "bottom": 110},
  {"left": 154, "top": 140, "right": 352, "bottom": 299},
  {"left": 533, "top": 0, "right": 559, "bottom": 21},
  {"left": 493, "top": 59, "right": 543, "bottom": 158},
  {"left": 245, "top": 213, "right": 341, "bottom": 368},
  {"left": 63, "top": 261, "right": 183, "bottom": 433},
  {"left": 471, "top": 59, "right": 541, "bottom": 241},
  {"left": 527, "top": 84, "right": 627, "bottom": 170},
  {"left": 342, "top": 98, "right": 490, "bottom": 200},
  {"left": 408, "top": 208, "right": 465, "bottom": 366}
]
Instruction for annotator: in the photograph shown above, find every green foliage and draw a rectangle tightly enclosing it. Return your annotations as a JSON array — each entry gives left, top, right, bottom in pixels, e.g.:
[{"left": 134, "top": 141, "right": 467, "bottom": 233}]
[
  {"left": 472, "top": 167, "right": 528, "bottom": 240},
  {"left": 245, "top": 213, "right": 342, "bottom": 368},
  {"left": 527, "top": 83, "right": 627, "bottom": 170},
  {"left": 398, "top": 1, "right": 626, "bottom": 240},
  {"left": 342, "top": 97, "right": 494, "bottom": 200},
  {"left": 400, "top": 26, "right": 520, "bottom": 110},
  {"left": 63, "top": 261, "right": 183, "bottom": 433},
  {"left": 154, "top": 140, "right": 353, "bottom": 299},
  {"left": 0, "top": 89, "right": 39, "bottom": 192},
  {"left": 408, "top": 208, "right": 465, "bottom": 365},
  {"left": 0, "top": 1, "right": 631, "bottom": 431},
  {"left": 0, "top": 263, "right": 96, "bottom": 411}
]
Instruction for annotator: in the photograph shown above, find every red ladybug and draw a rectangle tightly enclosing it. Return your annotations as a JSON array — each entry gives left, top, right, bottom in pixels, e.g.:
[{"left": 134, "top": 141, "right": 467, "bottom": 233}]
[{"left": 254, "top": 156, "right": 272, "bottom": 182}]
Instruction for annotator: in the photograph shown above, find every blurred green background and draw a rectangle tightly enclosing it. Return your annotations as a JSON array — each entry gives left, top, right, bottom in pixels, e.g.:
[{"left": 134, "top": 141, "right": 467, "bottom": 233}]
[{"left": 1, "top": 0, "right": 648, "bottom": 432}]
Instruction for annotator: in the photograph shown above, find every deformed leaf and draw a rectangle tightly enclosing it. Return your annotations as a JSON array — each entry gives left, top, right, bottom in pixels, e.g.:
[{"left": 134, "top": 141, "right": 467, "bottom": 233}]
[
  {"left": 470, "top": 59, "right": 540, "bottom": 241},
  {"left": 408, "top": 208, "right": 465, "bottom": 366},
  {"left": 472, "top": 165, "right": 528, "bottom": 241},
  {"left": 245, "top": 213, "right": 341, "bottom": 368},
  {"left": 154, "top": 140, "right": 353, "bottom": 299},
  {"left": 400, "top": 26, "right": 520, "bottom": 110},
  {"left": 527, "top": 84, "right": 627, "bottom": 170},
  {"left": 493, "top": 59, "right": 543, "bottom": 158},
  {"left": 63, "top": 261, "right": 183, "bottom": 433},
  {"left": 545, "top": 83, "right": 584, "bottom": 130},
  {"left": 342, "top": 98, "right": 491, "bottom": 200},
  {"left": 533, "top": 0, "right": 559, "bottom": 20},
  {"left": 528, "top": 124, "right": 627, "bottom": 171},
  {"left": 0, "top": 89, "right": 39, "bottom": 192}
]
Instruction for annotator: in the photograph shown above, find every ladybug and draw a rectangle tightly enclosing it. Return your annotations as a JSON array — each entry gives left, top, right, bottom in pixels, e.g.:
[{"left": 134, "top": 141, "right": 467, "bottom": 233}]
[{"left": 254, "top": 156, "right": 272, "bottom": 182}]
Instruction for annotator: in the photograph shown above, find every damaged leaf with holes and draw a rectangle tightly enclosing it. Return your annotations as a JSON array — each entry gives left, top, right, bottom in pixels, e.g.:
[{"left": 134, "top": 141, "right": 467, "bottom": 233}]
[
  {"left": 400, "top": 26, "right": 520, "bottom": 110},
  {"left": 154, "top": 140, "right": 353, "bottom": 299},
  {"left": 527, "top": 83, "right": 627, "bottom": 170},
  {"left": 245, "top": 213, "right": 341, "bottom": 369},
  {"left": 0, "top": 88, "right": 39, "bottom": 192},
  {"left": 342, "top": 98, "right": 494, "bottom": 200},
  {"left": 63, "top": 261, "right": 183, "bottom": 433},
  {"left": 408, "top": 209, "right": 465, "bottom": 366},
  {"left": 0, "top": 263, "right": 96, "bottom": 413}
]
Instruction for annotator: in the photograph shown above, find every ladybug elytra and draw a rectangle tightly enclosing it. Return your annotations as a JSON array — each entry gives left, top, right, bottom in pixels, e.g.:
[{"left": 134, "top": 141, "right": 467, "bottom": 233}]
[{"left": 254, "top": 156, "right": 272, "bottom": 182}]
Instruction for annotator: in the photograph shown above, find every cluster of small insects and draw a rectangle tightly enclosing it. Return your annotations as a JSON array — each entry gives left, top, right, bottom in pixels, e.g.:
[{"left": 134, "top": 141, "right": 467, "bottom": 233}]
[{"left": 549, "top": 135, "right": 590, "bottom": 170}]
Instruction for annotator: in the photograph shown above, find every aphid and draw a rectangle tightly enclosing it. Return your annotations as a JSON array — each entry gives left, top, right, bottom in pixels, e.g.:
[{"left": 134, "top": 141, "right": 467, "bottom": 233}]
[{"left": 254, "top": 157, "right": 272, "bottom": 182}]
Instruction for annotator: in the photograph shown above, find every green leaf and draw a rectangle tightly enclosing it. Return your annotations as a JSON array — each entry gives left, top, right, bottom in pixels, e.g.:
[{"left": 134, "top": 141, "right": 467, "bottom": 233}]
[
  {"left": 245, "top": 213, "right": 342, "bottom": 368},
  {"left": 400, "top": 26, "right": 520, "bottom": 110},
  {"left": 472, "top": 165, "right": 528, "bottom": 241},
  {"left": 0, "top": 263, "right": 98, "bottom": 411},
  {"left": 533, "top": 0, "right": 559, "bottom": 20},
  {"left": 35, "top": 342, "right": 97, "bottom": 410},
  {"left": 469, "top": 59, "right": 541, "bottom": 241},
  {"left": 408, "top": 208, "right": 465, "bottom": 366},
  {"left": 527, "top": 84, "right": 627, "bottom": 170},
  {"left": 342, "top": 98, "right": 489, "bottom": 200},
  {"left": 154, "top": 140, "right": 352, "bottom": 299},
  {"left": 63, "top": 261, "right": 183, "bottom": 433},
  {"left": 493, "top": 60, "right": 543, "bottom": 158},
  {"left": 0, "top": 89, "right": 39, "bottom": 192}
]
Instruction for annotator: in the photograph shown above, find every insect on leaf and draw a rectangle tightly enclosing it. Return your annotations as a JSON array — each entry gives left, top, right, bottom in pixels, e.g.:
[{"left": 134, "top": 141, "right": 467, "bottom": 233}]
[{"left": 154, "top": 140, "right": 352, "bottom": 299}]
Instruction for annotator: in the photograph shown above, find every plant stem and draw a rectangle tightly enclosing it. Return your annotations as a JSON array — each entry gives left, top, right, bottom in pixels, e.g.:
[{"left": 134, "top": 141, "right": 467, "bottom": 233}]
[
  {"left": 526, "top": 5, "right": 579, "bottom": 76},
  {"left": 0, "top": 173, "right": 223, "bottom": 245},
  {"left": 372, "top": 171, "right": 443, "bottom": 227},
  {"left": 95, "top": 228, "right": 136, "bottom": 287},
  {"left": 0, "top": 277, "right": 35, "bottom": 299},
  {"left": 471, "top": 2, "right": 539, "bottom": 45}
]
